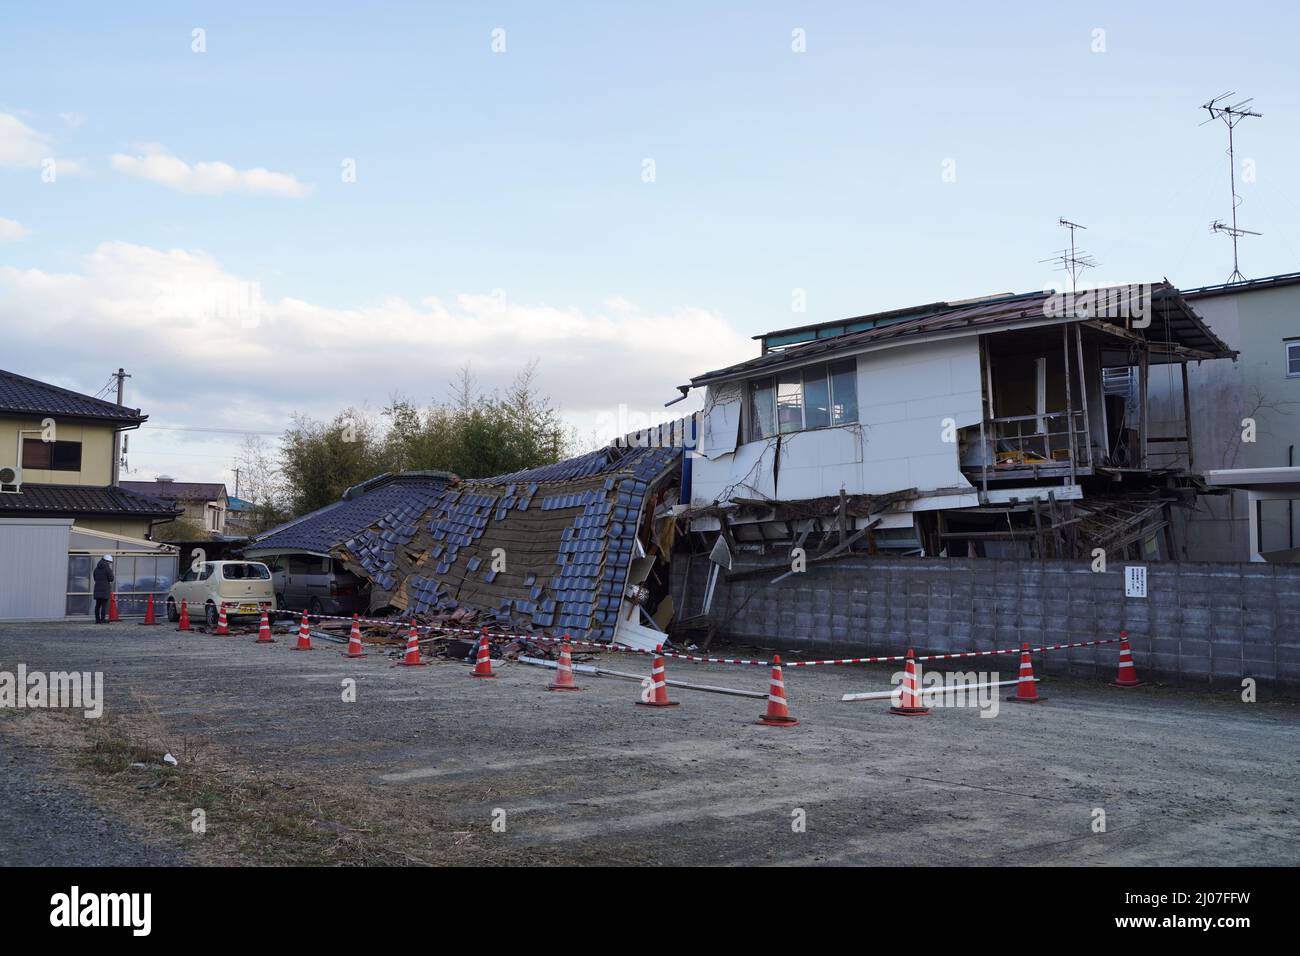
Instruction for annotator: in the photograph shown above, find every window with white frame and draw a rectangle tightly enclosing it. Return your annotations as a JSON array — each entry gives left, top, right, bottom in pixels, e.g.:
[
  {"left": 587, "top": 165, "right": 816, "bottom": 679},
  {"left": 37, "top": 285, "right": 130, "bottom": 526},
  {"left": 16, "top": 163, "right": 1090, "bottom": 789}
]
[
  {"left": 747, "top": 358, "right": 858, "bottom": 441},
  {"left": 1287, "top": 341, "right": 1300, "bottom": 378}
]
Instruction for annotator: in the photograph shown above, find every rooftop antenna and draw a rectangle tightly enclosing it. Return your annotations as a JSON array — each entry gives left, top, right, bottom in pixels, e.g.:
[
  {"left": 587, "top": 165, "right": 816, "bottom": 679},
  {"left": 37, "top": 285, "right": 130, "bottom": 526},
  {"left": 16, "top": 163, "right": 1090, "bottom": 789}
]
[
  {"left": 1040, "top": 218, "right": 1097, "bottom": 294},
  {"left": 1201, "top": 92, "right": 1262, "bottom": 283}
]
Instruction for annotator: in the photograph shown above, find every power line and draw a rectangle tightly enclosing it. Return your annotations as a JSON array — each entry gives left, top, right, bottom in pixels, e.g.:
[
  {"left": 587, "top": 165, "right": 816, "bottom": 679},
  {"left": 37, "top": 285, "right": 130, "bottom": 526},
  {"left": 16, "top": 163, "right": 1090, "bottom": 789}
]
[{"left": 146, "top": 424, "right": 283, "bottom": 436}]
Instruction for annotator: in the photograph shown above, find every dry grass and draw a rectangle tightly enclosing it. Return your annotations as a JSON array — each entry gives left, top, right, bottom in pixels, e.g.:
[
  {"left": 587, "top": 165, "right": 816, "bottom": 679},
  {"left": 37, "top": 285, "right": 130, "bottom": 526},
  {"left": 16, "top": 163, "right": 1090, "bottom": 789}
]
[{"left": 0, "top": 701, "right": 556, "bottom": 866}]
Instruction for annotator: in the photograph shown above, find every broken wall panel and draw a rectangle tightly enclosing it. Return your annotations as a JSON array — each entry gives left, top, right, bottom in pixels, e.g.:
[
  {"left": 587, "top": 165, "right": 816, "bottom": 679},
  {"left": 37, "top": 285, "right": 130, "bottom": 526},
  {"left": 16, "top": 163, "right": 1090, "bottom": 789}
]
[{"left": 689, "top": 336, "right": 982, "bottom": 508}]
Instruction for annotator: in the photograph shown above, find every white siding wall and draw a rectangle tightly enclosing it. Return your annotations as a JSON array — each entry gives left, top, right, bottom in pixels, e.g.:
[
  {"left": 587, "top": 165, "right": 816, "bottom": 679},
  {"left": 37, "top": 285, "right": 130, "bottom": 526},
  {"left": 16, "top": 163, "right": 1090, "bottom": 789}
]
[
  {"left": 690, "top": 337, "right": 984, "bottom": 507},
  {"left": 0, "top": 517, "right": 71, "bottom": 621}
]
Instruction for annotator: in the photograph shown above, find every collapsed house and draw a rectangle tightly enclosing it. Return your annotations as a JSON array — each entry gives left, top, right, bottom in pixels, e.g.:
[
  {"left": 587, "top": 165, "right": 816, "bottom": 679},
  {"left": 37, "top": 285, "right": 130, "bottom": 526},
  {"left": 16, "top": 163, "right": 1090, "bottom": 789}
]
[
  {"left": 334, "top": 445, "right": 682, "bottom": 648},
  {"left": 678, "top": 281, "right": 1236, "bottom": 561},
  {"left": 249, "top": 282, "right": 1238, "bottom": 653},
  {"left": 247, "top": 471, "right": 456, "bottom": 562}
]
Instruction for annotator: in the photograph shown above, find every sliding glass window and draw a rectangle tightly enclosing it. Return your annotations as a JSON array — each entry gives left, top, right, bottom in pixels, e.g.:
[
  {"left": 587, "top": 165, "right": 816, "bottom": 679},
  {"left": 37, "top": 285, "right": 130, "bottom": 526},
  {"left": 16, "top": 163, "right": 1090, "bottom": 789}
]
[{"left": 746, "top": 358, "right": 857, "bottom": 441}]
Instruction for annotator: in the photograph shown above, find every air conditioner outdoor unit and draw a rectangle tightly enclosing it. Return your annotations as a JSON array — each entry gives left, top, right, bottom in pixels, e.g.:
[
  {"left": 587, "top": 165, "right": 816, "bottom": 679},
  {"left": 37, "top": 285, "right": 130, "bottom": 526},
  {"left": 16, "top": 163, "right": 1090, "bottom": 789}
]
[{"left": 0, "top": 464, "right": 22, "bottom": 493}]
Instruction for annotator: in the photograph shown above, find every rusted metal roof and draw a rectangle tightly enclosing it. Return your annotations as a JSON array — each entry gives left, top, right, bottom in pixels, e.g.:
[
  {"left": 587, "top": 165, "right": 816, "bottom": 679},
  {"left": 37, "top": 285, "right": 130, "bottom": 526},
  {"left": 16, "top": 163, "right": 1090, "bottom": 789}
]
[{"left": 689, "top": 282, "right": 1234, "bottom": 388}]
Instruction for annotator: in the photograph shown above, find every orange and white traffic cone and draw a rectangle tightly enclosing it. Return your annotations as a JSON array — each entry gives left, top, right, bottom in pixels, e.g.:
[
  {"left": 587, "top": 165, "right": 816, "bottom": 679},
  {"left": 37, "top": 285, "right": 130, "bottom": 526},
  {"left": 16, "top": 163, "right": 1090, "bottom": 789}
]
[
  {"left": 177, "top": 599, "right": 191, "bottom": 632},
  {"left": 292, "top": 610, "right": 313, "bottom": 650},
  {"left": 889, "top": 649, "right": 930, "bottom": 716},
  {"left": 756, "top": 654, "right": 798, "bottom": 726},
  {"left": 107, "top": 592, "right": 120, "bottom": 622},
  {"left": 547, "top": 640, "right": 581, "bottom": 691},
  {"left": 397, "top": 621, "right": 426, "bottom": 666},
  {"left": 141, "top": 593, "right": 159, "bottom": 626},
  {"left": 470, "top": 629, "right": 496, "bottom": 678},
  {"left": 342, "top": 615, "right": 367, "bottom": 658},
  {"left": 254, "top": 610, "right": 275, "bottom": 644},
  {"left": 214, "top": 604, "right": 230, "bottom": 636},
  {"left": 1006, "top": 642, "right": 1046, "bottom": 703},
  {"left": 637, "top": 645, "right": 679, "bottom": 707},
  {"left": 1111, "top": 630, "right": 1144, "bottom": 687}
]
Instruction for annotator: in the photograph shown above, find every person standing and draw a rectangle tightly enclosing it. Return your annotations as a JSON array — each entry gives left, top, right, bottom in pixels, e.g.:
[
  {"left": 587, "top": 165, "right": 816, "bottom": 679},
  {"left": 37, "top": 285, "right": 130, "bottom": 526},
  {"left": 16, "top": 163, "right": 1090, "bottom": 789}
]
[{"left": 92, "top": 554, "right": 115, "bottom": 624}]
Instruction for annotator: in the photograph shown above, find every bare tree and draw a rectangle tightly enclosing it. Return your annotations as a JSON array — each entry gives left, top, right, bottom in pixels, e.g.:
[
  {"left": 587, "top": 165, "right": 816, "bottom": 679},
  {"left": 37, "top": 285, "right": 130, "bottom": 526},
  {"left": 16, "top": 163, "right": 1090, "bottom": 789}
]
[
  {"left": 1219, "top": 382, "right": 1300, "bottom": 469},
  {"left": 234, "top": 433, "right": 287, "bottom": 532}
]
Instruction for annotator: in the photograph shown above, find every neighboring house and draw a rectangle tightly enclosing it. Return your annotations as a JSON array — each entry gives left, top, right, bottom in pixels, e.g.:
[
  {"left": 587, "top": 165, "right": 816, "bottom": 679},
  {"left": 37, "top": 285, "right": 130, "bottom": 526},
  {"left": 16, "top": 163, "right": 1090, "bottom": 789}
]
[
  {"left": 122, "top": 477, "right": 230, "bottom": 536},
  {"left": 224, "top": 495, "right": 258, "bottom": 536},
  {"left": 679, "top": 282, "right": 1235, "bottom": 561},
  {"left": 1146, "top": 271, "right": 1300, "bottom": 560},
  {"left": 0, "top": 368, "right": 180, "bottom": 621}
]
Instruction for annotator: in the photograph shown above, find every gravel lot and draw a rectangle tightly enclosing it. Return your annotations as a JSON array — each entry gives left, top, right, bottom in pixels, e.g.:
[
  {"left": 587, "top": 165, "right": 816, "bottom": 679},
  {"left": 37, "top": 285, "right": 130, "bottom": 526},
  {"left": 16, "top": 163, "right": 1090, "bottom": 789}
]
[
  {"left": 0, "top": 727, "right": 188, "bottom": 866},
  {"left": 1, "top": 619, "right": 1297, "bottom": 865}
]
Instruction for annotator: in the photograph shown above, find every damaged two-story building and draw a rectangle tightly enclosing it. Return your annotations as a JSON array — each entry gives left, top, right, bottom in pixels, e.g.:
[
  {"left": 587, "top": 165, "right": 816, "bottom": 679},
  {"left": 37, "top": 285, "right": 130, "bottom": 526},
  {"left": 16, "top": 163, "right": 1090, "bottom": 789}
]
[
  {"left": 677, "top": 281, "right": 1236, "bottom": 563},
  {"left": 269, "top": 283, "right": 1296, "bottom": 690}
]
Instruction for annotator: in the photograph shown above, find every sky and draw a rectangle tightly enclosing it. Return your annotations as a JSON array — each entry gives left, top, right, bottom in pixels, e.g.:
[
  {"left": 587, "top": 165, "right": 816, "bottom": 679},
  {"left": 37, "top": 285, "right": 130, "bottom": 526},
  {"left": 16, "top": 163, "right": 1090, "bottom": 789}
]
[{"left": 2, "top": 1, "right": 1298, "bottom": 488}]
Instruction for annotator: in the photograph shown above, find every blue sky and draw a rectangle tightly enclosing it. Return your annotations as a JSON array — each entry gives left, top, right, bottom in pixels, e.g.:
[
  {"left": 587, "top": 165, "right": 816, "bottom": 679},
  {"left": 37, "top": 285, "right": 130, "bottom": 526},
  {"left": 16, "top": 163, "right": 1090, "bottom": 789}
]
[{"left": 2, "top": 2, "right": 1298, "bottom": 483}]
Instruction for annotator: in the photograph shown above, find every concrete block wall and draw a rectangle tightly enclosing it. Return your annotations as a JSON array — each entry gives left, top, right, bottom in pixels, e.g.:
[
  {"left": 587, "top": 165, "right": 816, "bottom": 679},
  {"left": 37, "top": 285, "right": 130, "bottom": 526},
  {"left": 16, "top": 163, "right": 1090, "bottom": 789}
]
[{"left": 674, "top": 555, "right": 1300, "bottom": 694}]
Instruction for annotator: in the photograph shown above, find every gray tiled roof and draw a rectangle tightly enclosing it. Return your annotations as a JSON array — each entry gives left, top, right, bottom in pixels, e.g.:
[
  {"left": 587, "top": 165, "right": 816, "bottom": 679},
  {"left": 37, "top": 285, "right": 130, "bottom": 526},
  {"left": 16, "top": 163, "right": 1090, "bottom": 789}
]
[
  {"left": 245, "top": 471, "right": 454, "bottom": 556},
  {"left": 0, "top": 369, "right": 147, "bottom": 424},
  {"left": 121, "top": 480, "right": 228, "bottom": 502},
  {"left": 0, "top": 483, "right": 182, "bottom": 519}
]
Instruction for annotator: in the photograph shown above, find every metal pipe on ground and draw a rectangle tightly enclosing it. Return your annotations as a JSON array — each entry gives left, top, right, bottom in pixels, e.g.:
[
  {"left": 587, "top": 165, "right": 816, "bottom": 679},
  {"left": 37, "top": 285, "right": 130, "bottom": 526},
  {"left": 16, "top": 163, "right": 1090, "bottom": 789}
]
[
  {"left": 841, "top": 677, "right": 1031, "bottom": 703},
  {"left": 307, "top": 629, "right": 347, "bottom": 645},
  {"left": 518, "top": 656, "right": 766, "bottom": 700}
]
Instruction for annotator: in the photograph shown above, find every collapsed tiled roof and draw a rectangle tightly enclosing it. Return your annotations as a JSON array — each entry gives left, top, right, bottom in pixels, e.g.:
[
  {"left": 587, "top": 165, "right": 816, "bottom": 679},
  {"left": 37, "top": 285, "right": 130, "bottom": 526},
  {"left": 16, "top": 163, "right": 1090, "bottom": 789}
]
[
  {"left": 0, "top": 484, "right": 182, "bottom": 519},
  {"left": 121, "top": 480, "right": 228, "bottom": 502},
  {"left": 338, "top": 445, "right": 681, "bottom": 640},
  {"left": 0, "top": 369, "right": 147, "bottom": 424},
  {"left": 245, "top": 471, "right": 454, "bottom": 557}
]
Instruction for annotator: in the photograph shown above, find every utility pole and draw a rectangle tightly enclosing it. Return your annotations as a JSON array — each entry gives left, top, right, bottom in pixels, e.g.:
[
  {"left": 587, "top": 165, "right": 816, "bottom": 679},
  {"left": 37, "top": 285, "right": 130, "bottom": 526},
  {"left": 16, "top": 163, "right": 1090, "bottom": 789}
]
[
  {"left": 111, "top": 367, "right": 130, "bottom": 486},
  {"left": 232, "top": 466, "right": 241, "bottom": 499},
  {"left": 1202, "top": 92, "right": 1262, "bottom": 283}
]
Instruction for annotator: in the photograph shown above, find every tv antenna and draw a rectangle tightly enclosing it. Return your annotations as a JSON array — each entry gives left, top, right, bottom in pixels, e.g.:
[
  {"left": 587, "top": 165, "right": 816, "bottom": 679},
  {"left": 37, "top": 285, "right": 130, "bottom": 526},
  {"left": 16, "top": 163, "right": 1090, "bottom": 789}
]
[
  {"left": 1201, "top": 92, "right": 1262, "bottom": 283},
  {"left": 1040, "top": 218, "right": 1097, "bottom": 294}
]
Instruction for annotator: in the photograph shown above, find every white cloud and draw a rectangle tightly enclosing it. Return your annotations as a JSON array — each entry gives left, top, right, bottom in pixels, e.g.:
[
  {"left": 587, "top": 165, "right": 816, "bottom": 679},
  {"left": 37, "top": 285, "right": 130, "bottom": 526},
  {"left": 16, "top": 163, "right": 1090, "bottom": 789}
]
[
  {"left": 0, "top": 241, "right": 753, "bottom": 479},
  {"left": 0, "top": 112, "right": 48, "bottom": 167},
  {"left": 0, "top": 111, "right": 86, "bottom": 174},
  {"left": 0, "top": 216, "right": 28, "bottom": 240},
  {"left": 59, "top": 112, "right": 87, "bottom": 129},
  {"left": 110, "top": 144, "right": 311, "bottom": 198}
]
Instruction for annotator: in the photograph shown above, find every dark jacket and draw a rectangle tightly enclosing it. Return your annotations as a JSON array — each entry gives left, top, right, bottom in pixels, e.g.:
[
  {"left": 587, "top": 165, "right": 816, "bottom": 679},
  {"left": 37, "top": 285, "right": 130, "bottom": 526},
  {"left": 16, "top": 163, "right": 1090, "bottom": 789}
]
[{"left": 92, "top": 558, "right": 115, "bottom": 600}]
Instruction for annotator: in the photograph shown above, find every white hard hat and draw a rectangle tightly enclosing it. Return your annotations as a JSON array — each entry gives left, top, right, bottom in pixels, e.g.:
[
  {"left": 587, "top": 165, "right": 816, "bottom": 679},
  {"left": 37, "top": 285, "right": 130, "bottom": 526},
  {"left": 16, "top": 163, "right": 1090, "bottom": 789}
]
[{"left": 103, "top": 554, "right": 114, "bottom": 562}]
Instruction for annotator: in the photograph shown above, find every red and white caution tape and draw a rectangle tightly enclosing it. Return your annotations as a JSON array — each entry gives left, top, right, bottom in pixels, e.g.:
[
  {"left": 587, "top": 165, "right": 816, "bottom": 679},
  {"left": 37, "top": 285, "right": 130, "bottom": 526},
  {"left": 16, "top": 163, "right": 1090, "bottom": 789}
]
[{"left": 274, "top": 608, "right": 1125, "bottom": 669}]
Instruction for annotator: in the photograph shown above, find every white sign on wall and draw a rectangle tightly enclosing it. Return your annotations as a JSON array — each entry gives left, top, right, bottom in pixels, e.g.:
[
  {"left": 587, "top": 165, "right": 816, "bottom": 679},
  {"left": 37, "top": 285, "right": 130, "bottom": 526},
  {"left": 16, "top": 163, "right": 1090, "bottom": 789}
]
[{"left": 1124, "top": 565, "right": 1147, "bottom": 599}]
